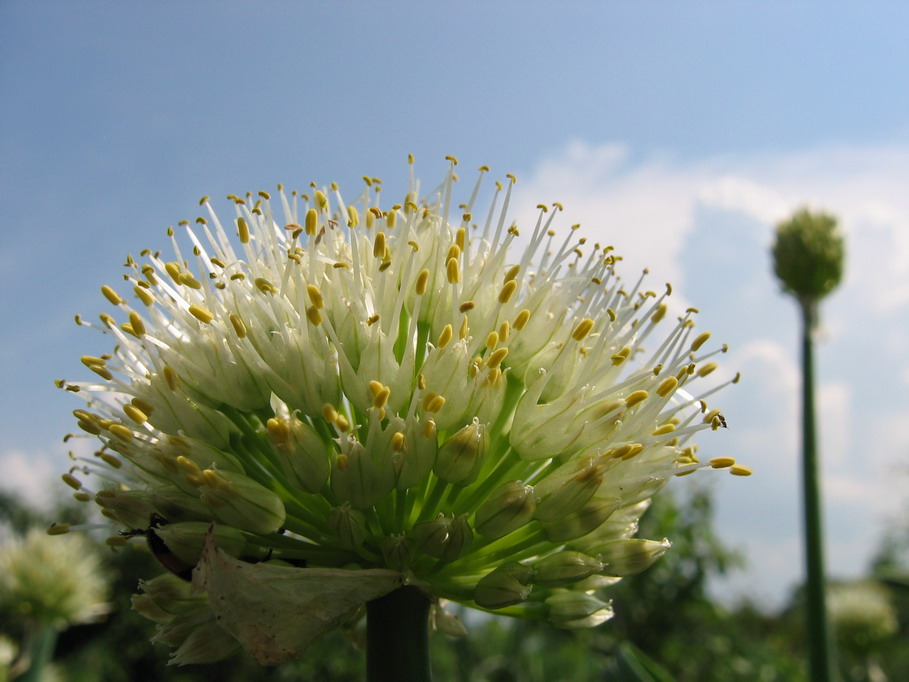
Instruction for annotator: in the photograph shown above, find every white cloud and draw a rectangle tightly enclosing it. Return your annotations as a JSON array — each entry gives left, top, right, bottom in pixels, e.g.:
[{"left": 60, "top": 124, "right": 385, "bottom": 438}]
[{"left": 0, "top": 448, "right": 59, "bottom": 511}]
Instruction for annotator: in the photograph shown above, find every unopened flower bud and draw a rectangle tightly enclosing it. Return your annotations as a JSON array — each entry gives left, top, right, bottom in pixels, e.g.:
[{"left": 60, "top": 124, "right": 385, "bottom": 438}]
[
  {"left": 153, "top": 522, "right": 248, "bottom": 566},
  {"left": 434, "top": 418, "right": 488, "bottom": 485},
  {"left": 474, "top": 481, "right": 536, "bottom": 539},
  {"left": 595, "top": 537, "right": 671, "bottom": 576},
  {"left": 533, "top": 460, "right": 603, "bottom": 523},
  {"left": 545, "top": 589, "right": 614, "bottom": 628},
  {"left": 198, "top": 469, "right": 285, "bottom": 535},
  {"left": 772, "top": 208, "right": 844, "bottom": 309},
  {"left": 532, "top": 551, "right": 604, "bottom": 588},
  {"left": 380, "top": 535, "right": 415, "bottom": 572},
  {"left": 330, "top": 435, "right": 395, "bottom": 509},
  {"left": 473, "top": 561, "right": 534, "bottom": 609},
  {"left": 543, "top": 497, "right": 621, "bottom": 543},
  {"left": 328, "top": 503, "right": 369, "bottom": 550},
  {"left": 268, "top": 415, "right": 330, "bottom": 494}
]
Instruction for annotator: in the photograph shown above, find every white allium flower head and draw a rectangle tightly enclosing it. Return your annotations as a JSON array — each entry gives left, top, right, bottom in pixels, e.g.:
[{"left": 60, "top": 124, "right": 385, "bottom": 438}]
[{"left": 56, "top": 156, "right": 748, "bottom": 662}]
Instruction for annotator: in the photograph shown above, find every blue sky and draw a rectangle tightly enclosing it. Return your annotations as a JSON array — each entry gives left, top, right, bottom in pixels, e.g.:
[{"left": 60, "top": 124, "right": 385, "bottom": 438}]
[{"left": 4, "top": 1, "right": 909, "bottom": 609}]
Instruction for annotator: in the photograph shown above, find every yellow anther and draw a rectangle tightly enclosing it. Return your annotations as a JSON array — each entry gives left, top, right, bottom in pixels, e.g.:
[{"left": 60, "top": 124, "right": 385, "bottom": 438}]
[
  {"left": 305, "top": 207, "right": 318, "bottom": 235},
  {"left": 447, "top": 244, "right": 461, "bottom": 262},
  {"left": 80, "top": 356, "right": 105, "bottom": 368},
  {"left": 459, "top": 301, "right": 475, "bottom": 313},
  {"left": 691, "top": 331, "right": 711, "bottom": 352},
  {"left": 446, "top": 258, "right": 460, "bottom": 284},
  {"left": 503, "top": 265, "right": 521, "bottom": 284},
  {"left": 335, "top": 414, "right": 350, "bottom": 432},
  {"left": 315, "top": 190, "right": 329, "bottom": 211},
  {"left": 335, "top": 453, "right": 349, "bottom": 471},
  {"left": 437, "top": 324, "right": 453, "bottom": 348},
  {"left": 230, "top": 273, "right": 246, "bottom": 280},
  {"left": 90, "top": 364, "right": 113, "bottom": 380},
  {"left": 347, "top": 205, "right": 360, "bottom": 227},
  {"left": 123, "top": 403, "right": 148, "bottom": 424},
  {"left": 422, "top": 418, "right": 436, "bottom": 439},
  {"left": 652, "top": 304, "right": 668, "bottom": 324},
  {"left": 459, "top": 314, "right": 469, "bottom": 339},
  {"left": 101, "top": 285, "right": 123, "bottom": 305},
  {"left": 368, "top": 380, "right": 384, "bottom": 398},
  {"left": 129, "top": 311, "right": 146, "bottom": 337},
  {"left": 373, "top": 232, "right": 387, "bottom": 258},
  {"left": 656, "top": 376, "right": 679, "bottom": 398},
  {"left": 202, "top": 468, "right": 229, "bottom": 488},
  {"left": 571, "top": 318, "right": 595, "bottom": 342},
  {"left": 267, "top": 418, "right": 290, "bottom": 444},
  {"left": 513, "top": 309, "right": 530, "bottom": 331},
  {"left": 176, "top": 455, "right": 200, "bottom": 474},
  {"left": 164, "top": 262, "right": 182, "bottom": 281},
  {"left": 730, "top": 465, "right": 753, "bottom": 476},
  {"left": 108, "top": 423, "right": 134, "bottom": 441},
  {"left": 306, "top": 306, "right": 323, "bottom": 325},
  {"left": 652, "top": 424, "right": 676, "bottom": 436},
  {"left": 255, "top": 277, "right": 277, "bottom": 294},
  {"left": 189, "top": 305, "right": 215, "bottom": 323},
  {"left": 709, "top": 457, "right": 736, "bottom": 469},
  {"left": 73, "top": 492, "right": 92, "bottom": 502},
  {"left": 487, "top": 347, "right": 509, "bottom": 369},
  {"left": 621, "top": 443, "right": 645, "bottom": 460},
  {"left": 227, "top": 313, "right": 247, "bottom": 338},
  {"left": 373, "top": 386, "right": 391, "bottom": 409},
  {"left": 456, "top": 227, "right": 466, "bottom": 250},
  {"left": 134, "top": 286, "right": 154, "bottom": 306},
  {"left": 391, "top": 432, "right": 406, "bottom": 452},
  {"left": 417, "top": 374, "right": 427, "bottom": 390},
  {"left": 47, "top": 523, "right": 71, "bottom": 535},
  {"left": 416, "top": 269, "right": 430, "bottom": 295},
  {"left": 611, "top": 347, "right": 632, "bottom": 366},
  {"left": 99, "top": 313, "right": 115, "bottom": 328},
  {"left": 536, "top": 203, "right": 548, "bottom": 212},
  {"left": 367, "top": 314, "right": 380, "bottom": 326},
  {"left": 131, "top": 397, "right": 154, "bottom": 415},
  {"left": 498, "top": 279, "right": 517, "bottom": 304},
  {"left": 62, "top": 473, "right": 82, "bottom": 490},
  {"left": 386, "top": 209, "right": 397, "bottom": 228},
  {"left": 703, "top": 408, "right": 722, "bottom": 423},
  {"left": 498, "top": 321, "right": 511, "bottom": 343},
  {"left": 322, "top": 404, "right": 339, "bottom": 423},
  {"left": 100, "top": 452, "right": 122, "bottom": 468},
  {"left": 506, "top": 173, "right": 517, "bottom": 184},
  {"left": 732, "top": 372, "right": 741, "bottom": 384},
  {"left": 697, "top": 362, "right": 718, "bottom": 377},
  {"left": 486, "top": 331, "right": 499, "bottom": 350},
  {"left": 306, "top": 284, "right": 324, "bottom": 309},
  {"left": 445, "top": 155, "right": 459, "bottom": 165},
  {"left": 237, "top": 217, "right": 250, "bottom": 243},
  {"left": 625, "top": 390, "right": 649, "bottom": 407},
  {"left": 426, "top": 395, "right": 446, "bottom": 413},
  {"left": 163, "top": 365, "right": 179, "bottom": 390}
]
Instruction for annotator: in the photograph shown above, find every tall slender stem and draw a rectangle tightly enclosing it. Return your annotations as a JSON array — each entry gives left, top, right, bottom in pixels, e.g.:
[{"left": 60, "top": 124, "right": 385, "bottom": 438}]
[
  {"left": 366, "top": 585, "right": 432, "bottom": 682},
  {"left": 800, "top": 300, "right": 835, "bottom": 682}
]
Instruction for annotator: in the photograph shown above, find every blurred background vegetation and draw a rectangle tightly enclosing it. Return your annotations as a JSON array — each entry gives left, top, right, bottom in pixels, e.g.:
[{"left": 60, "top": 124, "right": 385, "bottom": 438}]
[{"left": 3, "top": 484, "right": 908, "bottom": 682}]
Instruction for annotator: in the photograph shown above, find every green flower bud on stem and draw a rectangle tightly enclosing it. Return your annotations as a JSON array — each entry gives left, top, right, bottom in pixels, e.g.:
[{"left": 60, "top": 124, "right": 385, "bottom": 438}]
[
  {"left": 594, "top": 537, "right": 671, "bottom": 576},
  {"left": 434, "top": 418, "right": 488, "bottom": 485},
  {"left": 532, "top": 551, "right": 604, "bottom": 588},
  {"left": 473, "top": 561, "right": 534, "bottom": 609},
  {"left": 544, "top": 589, "right": 614, "bottom": 628},
  {"left": 474, "top": 481, "right": 536, "bottom": 539},
  {"left": 772, "top": 208, "right": 844, "bottom": 325}
]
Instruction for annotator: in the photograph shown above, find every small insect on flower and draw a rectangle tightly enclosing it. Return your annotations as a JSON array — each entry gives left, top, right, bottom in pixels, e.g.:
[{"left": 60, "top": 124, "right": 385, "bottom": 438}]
[{"left": 55, "top": 156, "right": 749, "bottom": 664}]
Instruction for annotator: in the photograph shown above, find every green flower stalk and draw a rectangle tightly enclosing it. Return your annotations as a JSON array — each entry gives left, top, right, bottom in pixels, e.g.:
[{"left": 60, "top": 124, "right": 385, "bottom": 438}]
[
  {"left": 56, "top": 156, "right": 748, "bottom": 674},
  {"left": 773, "top": 207, "right": 845, "bottom": 682}
]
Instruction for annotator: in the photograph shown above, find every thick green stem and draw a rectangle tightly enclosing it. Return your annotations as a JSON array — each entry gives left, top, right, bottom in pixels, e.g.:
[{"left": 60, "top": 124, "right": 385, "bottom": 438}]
[
  {"left": 800, "top": 301, "right": 835, "bottom": 682},
  {"left": 19, "top": 624, "right": 57, "bottom": 682},
  {"left": 366, "top": 585, "right": 432, "bottom": 682}
]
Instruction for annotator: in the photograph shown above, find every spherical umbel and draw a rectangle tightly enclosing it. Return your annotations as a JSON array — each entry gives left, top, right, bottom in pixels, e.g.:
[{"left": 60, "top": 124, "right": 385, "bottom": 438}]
[{"left": 772, "top": 208, "right": 845, "bottom": 308}]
